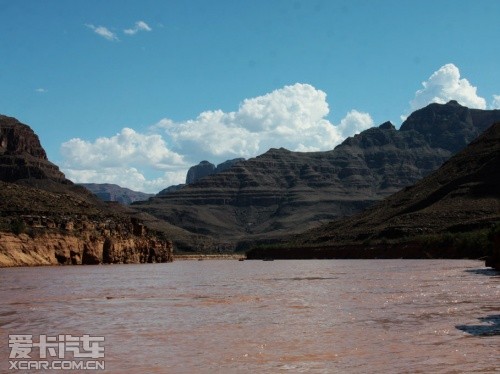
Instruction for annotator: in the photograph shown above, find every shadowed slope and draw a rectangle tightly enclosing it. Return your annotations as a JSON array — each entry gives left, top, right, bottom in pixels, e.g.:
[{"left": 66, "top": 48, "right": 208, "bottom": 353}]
[{"left": 296, "top": 122, "right": 500, "bottom": 244}]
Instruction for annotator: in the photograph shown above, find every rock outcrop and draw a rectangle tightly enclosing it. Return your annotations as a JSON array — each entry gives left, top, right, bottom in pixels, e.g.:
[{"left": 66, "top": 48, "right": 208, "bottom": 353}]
[
  {"left": 186, "top": 160, "right": 215, "bottom": 184},
  {"left": 0, "top": 116, "right": 173, "bottom": 266},
  {"left": 135, "top": 101, "right": 500, "bottom": 250},
  {"left": 185, "top": 158, "right": 245, "bottom": 185},
  {"left": 0, "top": 115, "right": 68, "bottom": 183},
  {"left": 157, "top": 158, "right": 245, "bottom": 196}
]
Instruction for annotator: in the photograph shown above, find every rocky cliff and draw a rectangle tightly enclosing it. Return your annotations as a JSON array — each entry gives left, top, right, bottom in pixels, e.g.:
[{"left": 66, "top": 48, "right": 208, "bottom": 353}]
[
  {"left": 186, "top": 160, "right": 216, "bottom": 184},
  {"left": 0, "top": 227, "right": 173, "bottom": 267},
  {"left": 135, "top": 101, "right": 500, "bottom": 250},
  {"left": 0, "top": 116, "right": 173, "bottom": 266},
  {"left": 0, "top": 115, "right": 68, "bottom": 183}
]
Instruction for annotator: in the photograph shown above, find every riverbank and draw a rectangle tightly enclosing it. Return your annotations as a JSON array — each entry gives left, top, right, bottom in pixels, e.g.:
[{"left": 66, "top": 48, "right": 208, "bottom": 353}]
[
  {"left": 246, "top": 229, "right": 500, "bottom": 270},
  {"left": 245, "top": 242, "right": 490, "bottom": 261}
]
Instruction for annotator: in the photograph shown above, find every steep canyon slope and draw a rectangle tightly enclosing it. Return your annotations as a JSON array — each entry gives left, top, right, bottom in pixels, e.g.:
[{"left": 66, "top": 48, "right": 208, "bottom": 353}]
[
  {"left": 135, "top": 101, "right": 500, "bottom": 250},
  {"left": 248, "top": 122, "right": 500, "bottom": 261}
]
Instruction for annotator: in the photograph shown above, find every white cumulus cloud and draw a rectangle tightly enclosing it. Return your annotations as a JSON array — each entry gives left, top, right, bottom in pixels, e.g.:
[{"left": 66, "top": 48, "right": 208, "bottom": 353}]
[
  {"left": 155, "top": 83, "right": 366, "bottom": 158},
  {"left": 61, "top": 128, "right": 185, "bottom": 169},
  {"left": 60, "top": 128, "right": 187, "bottom": 193},
  {"left": 337, "top": 110, "right": 374, "bottom": 138},
  {"left": 85, "top": 24, "right": 119, "bottom": 41},
  {"left": 61, "top": 84, "right": 374, "bottom": 193},
  {"left": 409, "top": 63, "right": 486, "bottom": 110},
  {"left": 124, "top": 21, "right": 152, "bottom": 35}
]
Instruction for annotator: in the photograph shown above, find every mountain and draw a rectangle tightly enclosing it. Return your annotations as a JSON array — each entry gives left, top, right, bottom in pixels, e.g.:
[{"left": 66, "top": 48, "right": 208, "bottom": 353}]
[
  {"left": 158, "top": 158, "right": 246, "bottom": 196},
  {"left": 247, "top": 122, "right": 500, "bottom": 261},
  {"left": 79, "top": 183, "right": 154, "bottom": 204},
  {"left": 134, "top": 101, "right": 500, "bottom": 251},
  {"left": 0, "top": 115, "right": 173, "bottom": 266},
  {"left": 186, "top": 160, "right": 216, "bottom": 184},
  {"left": 185, "top": 158, "right": 245, "bottom": 184}
]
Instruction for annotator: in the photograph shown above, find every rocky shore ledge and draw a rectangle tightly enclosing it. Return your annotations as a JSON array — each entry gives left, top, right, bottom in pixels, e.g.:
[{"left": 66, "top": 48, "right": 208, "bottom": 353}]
[{"left": 0, "top": 231, "right": 173, "bottom": 267}]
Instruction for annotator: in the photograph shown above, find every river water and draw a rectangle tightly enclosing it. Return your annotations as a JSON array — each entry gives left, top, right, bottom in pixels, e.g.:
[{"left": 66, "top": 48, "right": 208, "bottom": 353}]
[{"left": 0, "top": 260, "right": 499, "bottom": 373}]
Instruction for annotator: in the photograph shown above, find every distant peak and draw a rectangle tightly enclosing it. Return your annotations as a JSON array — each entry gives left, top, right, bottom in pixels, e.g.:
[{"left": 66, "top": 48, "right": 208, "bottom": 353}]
[
  {"left": 445, "top": 100, "right": 462, "bottom": 107},
  {"left": 198, "top": 160, "right": 214, "bottom": 165},
  {"left": 378, "top": 121, "right": 395, "bottom": 130}
]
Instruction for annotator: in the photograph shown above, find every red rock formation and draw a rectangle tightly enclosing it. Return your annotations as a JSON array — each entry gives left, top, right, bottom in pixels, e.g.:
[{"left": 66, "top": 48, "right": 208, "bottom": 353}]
[{"left": 0, "top": 231, "right": 173, "bottom": 267}]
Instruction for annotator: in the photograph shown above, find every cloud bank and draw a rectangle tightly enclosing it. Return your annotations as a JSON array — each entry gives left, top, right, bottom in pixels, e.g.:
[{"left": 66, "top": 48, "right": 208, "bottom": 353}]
[{"left": 61, "top": 84, "right": 373, "bottom": 193}]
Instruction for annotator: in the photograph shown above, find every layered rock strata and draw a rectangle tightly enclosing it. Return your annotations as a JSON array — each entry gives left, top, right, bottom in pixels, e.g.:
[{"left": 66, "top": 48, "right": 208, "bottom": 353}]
[
  {"left": 251, "top": 122, "right": 500, "bottom": 260},
  {"left": 0, "top": 116, "right": 173, "bottom": 266},
  {"left": 135, "top": 101, "right": 500, "bottom": 249}
]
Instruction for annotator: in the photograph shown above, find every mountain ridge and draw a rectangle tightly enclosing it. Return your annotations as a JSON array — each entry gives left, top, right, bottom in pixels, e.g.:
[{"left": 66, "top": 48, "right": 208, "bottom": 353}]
[
  {"left": 3, "top": 100, "right": 499, "bottom": 258},
  {"left": 135, "top": 101, "right": 500, "bottom": 250},
  {"left": 247, "top": 121, "right": 500, "bottom": 262}
]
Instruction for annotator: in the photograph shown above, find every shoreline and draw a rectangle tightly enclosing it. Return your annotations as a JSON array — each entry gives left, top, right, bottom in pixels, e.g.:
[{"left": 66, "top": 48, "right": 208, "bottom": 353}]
[
  {"left": 245, "top": 242, "right": 488, "bottom": 260},
  {"left": 174, "top": 253, "right": 246, "bottom": 261}
]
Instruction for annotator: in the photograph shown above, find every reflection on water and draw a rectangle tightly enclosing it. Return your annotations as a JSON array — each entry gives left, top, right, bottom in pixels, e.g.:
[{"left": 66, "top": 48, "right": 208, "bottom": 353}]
[{"left": 0, "top": 260, "right": 499, "bottom": 373}]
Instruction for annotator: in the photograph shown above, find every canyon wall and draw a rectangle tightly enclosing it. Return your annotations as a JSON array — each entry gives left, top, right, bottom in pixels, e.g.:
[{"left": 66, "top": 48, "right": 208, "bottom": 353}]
[{"left": 0, "top": 115, "right": 174, "bottom": 266}]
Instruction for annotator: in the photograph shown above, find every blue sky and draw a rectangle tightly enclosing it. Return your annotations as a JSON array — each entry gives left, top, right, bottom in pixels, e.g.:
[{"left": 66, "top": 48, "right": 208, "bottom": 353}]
[{"left": 1, "top": 0, "right": 499, "bottom": 192}]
